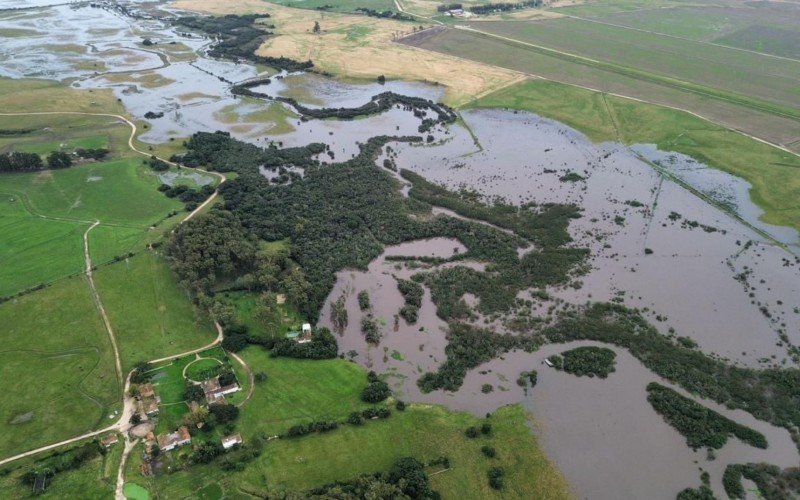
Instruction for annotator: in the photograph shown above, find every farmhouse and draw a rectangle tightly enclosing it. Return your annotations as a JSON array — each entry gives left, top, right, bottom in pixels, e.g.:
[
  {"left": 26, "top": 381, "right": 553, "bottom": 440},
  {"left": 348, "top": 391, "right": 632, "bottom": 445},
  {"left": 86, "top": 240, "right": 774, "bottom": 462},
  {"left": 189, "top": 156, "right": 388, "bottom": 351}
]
[
  {"left": 101, "top": 434, "right": 119, "bottom": 447},
  {"left": 157, "top": 426, "right": 191, "bottom": 452},
  {"left": 202, "top": 377, "right": 240, "bottom": 405},
  {"left": 221, "top": 433, "right": 242, "bottom": 449}
]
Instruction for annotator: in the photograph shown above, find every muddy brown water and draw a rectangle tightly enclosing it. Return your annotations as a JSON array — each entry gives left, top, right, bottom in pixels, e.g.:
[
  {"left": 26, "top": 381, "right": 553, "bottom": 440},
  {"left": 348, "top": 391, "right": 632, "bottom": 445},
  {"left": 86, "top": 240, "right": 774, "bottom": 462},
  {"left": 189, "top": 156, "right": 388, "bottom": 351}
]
[{"left": 3, "top": 3, "right": 800, "bottom": 498}]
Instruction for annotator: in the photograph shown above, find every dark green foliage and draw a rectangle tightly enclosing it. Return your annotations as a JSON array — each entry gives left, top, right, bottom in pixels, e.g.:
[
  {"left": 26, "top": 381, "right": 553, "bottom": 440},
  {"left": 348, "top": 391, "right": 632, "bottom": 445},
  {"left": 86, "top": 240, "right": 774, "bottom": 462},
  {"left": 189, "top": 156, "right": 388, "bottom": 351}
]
[
  {"left": 20, "top": 442, "right": 101, "bottom": 489},
  {"left": 557, "top": 346, "right": 616, "bottom": 378},
  {"left": 646, "top": 383, "right": 767, "bottom": 450},
  {"left": 168, "top": 210, "right": 258, "bottom": 296},
  {"left": 130, "top": 361, "right": 153, "bottom": 384},
  {"left": 417, "top": 323, "right": 539, "bottom": 393},
  {"left": 209, "top": 404, "right": 240, "bottom": 424},
  {"left": 517, "top": 369, "right": 538, "bottom": 388},
  {"left": 362, "top": 381, "right": 391, "bottom": 403},
  {"left": 184, "top": 383, "right": 205, "bottom": 402},
  {"left": 543, "top": 303, "right": 800, "bottom": 433},
  {"left": 480, "top": 423, "right": 492, "bottom": 436},
  {"left": 74, "top": 148, "right": 109, "bottom": 160},
  {"left": 465, "top": 426, "right": 479, "bottom": 438},
  {"left": 272, "top": 328, "right": 338, "bottom": 359},
  {"left": 396, "top": 400, "right": 406, "bottom": 411},
  {"left": 254, "top": 372, "right": 268, "bottom": 383},
  {"left": 723, "top": 463, "right": 800, "bottom": 500},
  {"left": 723, "top": 465, "right": 745, "bottom": 499},
  {"left": 357, "top": 290, "right": 371, "bottom": 311},
  {"left": 287, "top": 420, "right": 339, "bottom": 437},
  {"left": 46, "top": 151, "right": 72, "bottom": 169},
  {"left": 397, "top": 279, "right": 423, "bottom": 323},
  {"left": 676, "top": 485, "right": 716, "bottom": 500},
  {"left": 361, "top": 316, "right": 381, "bottom": 345},
  {"left": 481, "top": 384, "right": 493, "bottom": 394},
  {"left": 307, "top": 457, "right": 435, "bottom": 499},
  {"left": 468, "top": 0, "right": 541, "bottom": 14},
  {"left": 481, "top": 445, "right": 496, "bottom": 458},
  {"left": 222, "top": 331, "right": 249, "bottom": 352},
  {"left": 218, "top": 370, "right": 237, "bottom": 387},
  {"left": 355, "top": 7, "right": 414, "bottom": 21},
  {"left": 400, "top": 304, "right": 419, "bottom": 324},
  {"left": 559, "top": 172, "right": 584, "bottom": 182},
  {"left": 190, "top": 441, "right": 224, "bottom": 464},
  {"left": 348, "top": 412, "right": 365, "bottom": 425},
  {"left": 487, "top": 467, "right": 505, "bottom": 490},
  {"left": 146, "top": 155, "right": 169, "bottom": 171},
  {"left": 0, "top": 151, "right": 44, "bottom": 172}
]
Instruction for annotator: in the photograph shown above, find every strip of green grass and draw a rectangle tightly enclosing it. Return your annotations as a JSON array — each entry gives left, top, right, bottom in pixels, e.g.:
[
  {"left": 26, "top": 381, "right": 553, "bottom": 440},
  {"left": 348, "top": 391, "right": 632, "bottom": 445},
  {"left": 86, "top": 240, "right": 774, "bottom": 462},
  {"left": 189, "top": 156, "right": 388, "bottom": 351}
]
[
  {"left": 92, "top": 252, "right": 217, "bottom": 373},
  {"left": 466, "top": 78, "right": 800, "bottom": 230},
  {"left": 0, "top": 276, "right": 118, "bottom": 459}
]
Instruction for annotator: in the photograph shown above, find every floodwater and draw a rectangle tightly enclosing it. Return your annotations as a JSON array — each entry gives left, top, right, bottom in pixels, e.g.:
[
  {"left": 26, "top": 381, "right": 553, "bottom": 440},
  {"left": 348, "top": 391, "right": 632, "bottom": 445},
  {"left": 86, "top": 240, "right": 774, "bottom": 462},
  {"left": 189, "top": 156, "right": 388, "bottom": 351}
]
[{"left": 3, "top": 2, "right": 800, "bottom": 499}]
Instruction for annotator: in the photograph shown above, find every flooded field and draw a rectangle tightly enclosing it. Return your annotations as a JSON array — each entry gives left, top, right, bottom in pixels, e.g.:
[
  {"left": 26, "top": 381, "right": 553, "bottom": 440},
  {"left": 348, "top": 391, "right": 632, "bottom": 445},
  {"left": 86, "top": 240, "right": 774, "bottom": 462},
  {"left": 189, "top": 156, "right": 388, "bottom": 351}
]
[{"left": 2, "top": 2, "right": 799, "bottom": 498}]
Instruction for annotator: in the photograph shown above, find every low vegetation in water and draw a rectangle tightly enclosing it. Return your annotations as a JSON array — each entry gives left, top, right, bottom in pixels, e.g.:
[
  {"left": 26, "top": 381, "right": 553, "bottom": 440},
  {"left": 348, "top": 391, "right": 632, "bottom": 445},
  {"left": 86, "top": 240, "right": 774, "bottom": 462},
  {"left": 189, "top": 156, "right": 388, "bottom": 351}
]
[
  {"left": 723, "top": 463, "right": 800, "bottom": 500},
  {"left": 646, "top": 382, "right": 768, "bottom": 450}
]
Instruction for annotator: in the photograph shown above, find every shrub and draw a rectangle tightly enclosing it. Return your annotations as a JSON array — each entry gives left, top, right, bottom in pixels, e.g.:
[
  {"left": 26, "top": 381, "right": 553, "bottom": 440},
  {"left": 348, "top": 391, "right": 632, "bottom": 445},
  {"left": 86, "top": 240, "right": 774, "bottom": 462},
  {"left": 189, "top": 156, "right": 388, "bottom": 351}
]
[
  {"left": 395, "top": 400, "right": 406, "bottom": 411},
  {"left": 480, "top": 423, "right": 492, "bottom": 436},
  {"left": 488, "top": 467, "right": 505, "bottom": 490},
  {"left": 481, "top": 445, "right": 496, "bottom": 458},
  {"left": 465, "top": 426, "right": 479, "bottom": 438},
  {"left": 361, "top": 381, "right": 391, "bottom": 403},
  {"left": 481, "top": 384, "right": 493, "bottom": 394}
]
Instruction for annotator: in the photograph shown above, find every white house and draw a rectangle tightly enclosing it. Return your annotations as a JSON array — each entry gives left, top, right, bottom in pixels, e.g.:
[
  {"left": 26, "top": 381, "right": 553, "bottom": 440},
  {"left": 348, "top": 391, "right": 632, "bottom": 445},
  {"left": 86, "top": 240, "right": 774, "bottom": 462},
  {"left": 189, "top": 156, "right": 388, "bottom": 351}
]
[{"left": 221, "top": 433, "right": 243, "bottom": 450}]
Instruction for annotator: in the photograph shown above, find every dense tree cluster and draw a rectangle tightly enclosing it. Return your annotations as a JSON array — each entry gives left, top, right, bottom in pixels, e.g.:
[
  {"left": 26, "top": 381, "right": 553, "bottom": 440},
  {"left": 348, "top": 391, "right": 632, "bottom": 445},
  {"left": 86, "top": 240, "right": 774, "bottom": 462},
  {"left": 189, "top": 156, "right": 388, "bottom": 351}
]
[
  {"left": 437, "top": 3, "right": 462, "bottom": 12},
  {"left": 552, "top": 346, "right": 616, "bottom": 378},
  {"left": 209, "top": 403, "right": 240, "bottom": 424},
  {"left": 646, "top": 382, "right": 767, "bottom": 450},
  {"left": 306, "top": 457, "right": 436, "bottom": 499},
  {"left": 468, "top": 0, "right": 541, "bottom": 14},
  {"left": 271, "top": 328, "right": 338, "bottom": 359},
  {"left": 288, "top": 419, "right": 339, "bottom": 437},
  {"left": 724, "top": 463, "right": 800, "bottom": 500},
  {"left": 354, "top": 7, "right": 414, "bottom": 21},
  {"left": 397, "top": 278, "right": 423, "bottom": 324},
  {"left": 74, "top": 148, "right": 109, "bottom": 160},
  {"left": 362, "top": 380, "right": 391, "bottom": 403},
  {"left": 0, "top": 151, "right": 43, "bottom": 172},
  {"left": 676, "top": 485, "right": 715, "bottom": 500},
  {"left": 46, "top": 151, "right": 72, "bottom": 169},
  {"left": 168, "top": 210, "right": 259, "bottom": 296},
  {"left": 360, "top": 316, "right": 381, "bottom": 345}
]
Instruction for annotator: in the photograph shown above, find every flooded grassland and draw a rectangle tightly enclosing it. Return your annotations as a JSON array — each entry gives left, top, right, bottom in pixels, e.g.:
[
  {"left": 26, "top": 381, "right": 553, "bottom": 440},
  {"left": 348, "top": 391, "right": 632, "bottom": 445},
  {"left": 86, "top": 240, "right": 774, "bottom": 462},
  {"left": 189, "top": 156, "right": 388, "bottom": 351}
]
[{"left": 2, "top": 2, "right": 799, "bottom": 499}]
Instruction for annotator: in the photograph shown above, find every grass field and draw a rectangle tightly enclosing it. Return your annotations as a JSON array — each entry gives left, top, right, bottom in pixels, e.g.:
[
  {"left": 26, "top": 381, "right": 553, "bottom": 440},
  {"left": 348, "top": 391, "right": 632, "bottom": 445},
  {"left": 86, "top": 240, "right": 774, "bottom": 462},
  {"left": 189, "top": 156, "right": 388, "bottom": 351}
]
[
  {"left": 171, "top": 0, "right": 523, "bottom": 106},
  {"left": 268, "top": 0, "right": 396, "bottom": 13},
  {"left": 404, "top": 27, "right": 800, "bottom": 150},
  {"left": 92, "top": 252, "right": 218, "bottom": 374},
  {"left": 466, "top": 78, "right": 800, "bottom": 231},
  {"left": 0, "top": 436, "right": 122, "bottom": 499},
  {"left": 0, "top": 276, "right": 118, "bottom": 459},
  {"left": 470, "top": 18, "right": 800, "bottom": 111},
  {"left": 125, "top": 350, "right": 570, "bottom": 499}
]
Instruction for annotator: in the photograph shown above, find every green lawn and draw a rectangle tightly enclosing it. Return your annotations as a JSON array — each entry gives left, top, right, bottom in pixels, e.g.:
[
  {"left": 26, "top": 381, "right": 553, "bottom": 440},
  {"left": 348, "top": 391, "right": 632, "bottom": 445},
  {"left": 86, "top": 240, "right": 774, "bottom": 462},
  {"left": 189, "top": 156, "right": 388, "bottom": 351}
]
[
  {"left": 0, "top": 276, "right": 119, "bottom": 459},
  {"left": 0, "top": 194, "right": 88, "bottom": 296},
  {"left": 126, "top": 352, "right": 570, "bottom": 499},
  {"left": 466, "top": 78, "right": 800, "bottom": 231},
  {"left": 92, "top": 252, "right": 218, "bottom": 374}
]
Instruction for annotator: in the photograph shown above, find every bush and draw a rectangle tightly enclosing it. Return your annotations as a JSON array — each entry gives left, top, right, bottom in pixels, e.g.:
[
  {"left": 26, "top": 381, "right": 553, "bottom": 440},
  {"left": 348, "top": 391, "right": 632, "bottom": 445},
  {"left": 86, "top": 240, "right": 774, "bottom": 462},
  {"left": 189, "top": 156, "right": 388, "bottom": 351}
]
[
  {"left": 481, "top": 423, "right": 492, "bottom": 436},
  {"left": 361, "top": 381, "right": 391, "bottom": 403},
  {"left": 465, "top": 426, "right": 479, "bottom": 438},
  {"left": 481, "top": 384, "right": 493, "bottom": 394},
  {"left": 488, "top": 467, "right": 505, "bottom": 490},
  {"left": 348, "top": 412, "right": 365, "bottom": 425},
  {"left": 209, "top": 404, "right": 239, "bottom": 424},
  {"left": 481, "top": 445, "right": 496, "bottom": 458},
  {"left": 254, "top": 372, "right": 268, "bottom": 383},
  {"left": 395, "top": 400, "right": 406, "bottom": 411}
]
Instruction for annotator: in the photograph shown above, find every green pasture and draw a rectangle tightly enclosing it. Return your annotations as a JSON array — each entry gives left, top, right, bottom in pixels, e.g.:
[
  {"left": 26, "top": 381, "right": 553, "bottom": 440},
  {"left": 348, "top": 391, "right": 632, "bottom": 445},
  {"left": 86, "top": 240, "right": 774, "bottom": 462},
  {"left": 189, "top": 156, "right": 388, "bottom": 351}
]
[
  {"left": 471, "top": 18, "right": 800, "bottom": 111},
  {"left": 0, "top": 157, "right": 184, "bottom": 225},
  {"left": 93, "top": 252, "right": 218, "bottom": 373},
  {"left": 466, "top": 78, "right": 800, "bottom": 230},
  {"left": 0, "top": 276, "right": 119, "bottom": 459},
  {"left": 0, "top": 194, "right": 88, "bottom": 296}
]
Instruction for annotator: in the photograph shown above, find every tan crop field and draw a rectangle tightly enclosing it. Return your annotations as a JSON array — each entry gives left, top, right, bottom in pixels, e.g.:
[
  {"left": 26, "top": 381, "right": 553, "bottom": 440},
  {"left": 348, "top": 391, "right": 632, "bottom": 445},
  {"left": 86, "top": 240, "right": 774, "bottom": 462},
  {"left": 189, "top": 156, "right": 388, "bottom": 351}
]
[{"left": 171, "top": 0, "right": 523, "bottom": 106}]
